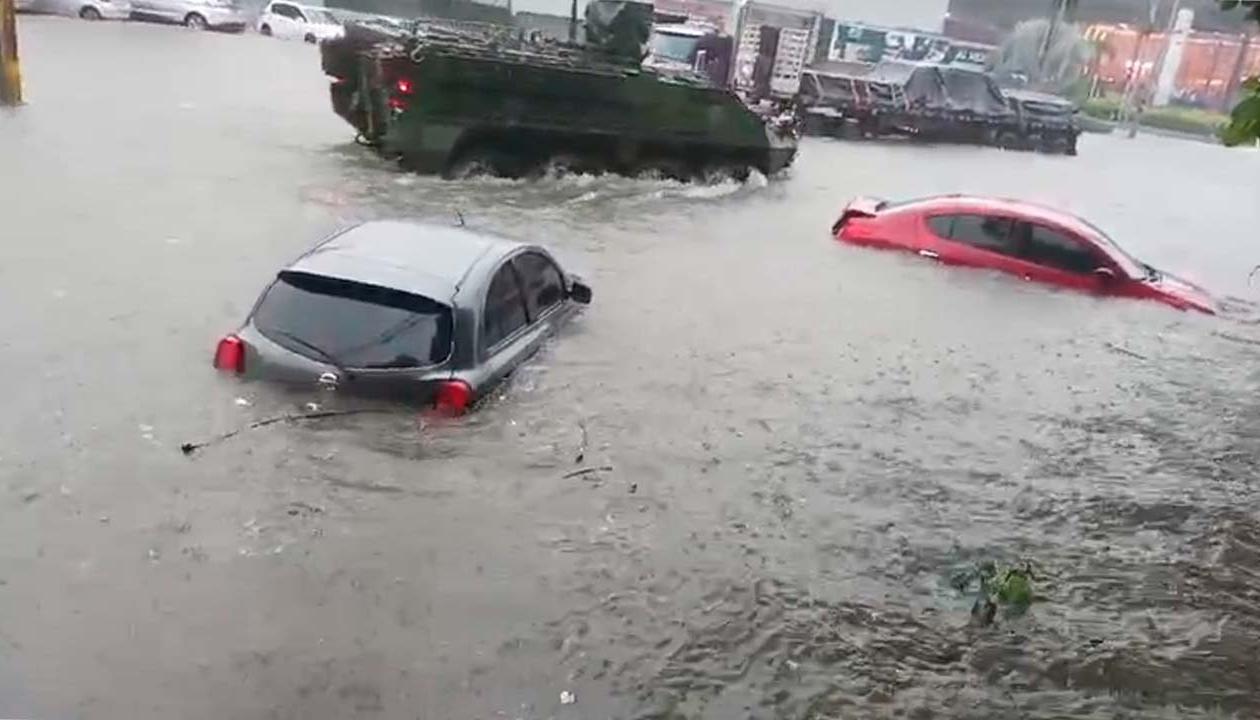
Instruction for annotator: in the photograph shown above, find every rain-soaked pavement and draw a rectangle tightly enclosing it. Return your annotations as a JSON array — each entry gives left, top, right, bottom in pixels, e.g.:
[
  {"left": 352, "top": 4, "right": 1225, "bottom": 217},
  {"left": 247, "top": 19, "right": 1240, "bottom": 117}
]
[{"left": 4, "top": 16, "right": 1260, "bottom": 720}]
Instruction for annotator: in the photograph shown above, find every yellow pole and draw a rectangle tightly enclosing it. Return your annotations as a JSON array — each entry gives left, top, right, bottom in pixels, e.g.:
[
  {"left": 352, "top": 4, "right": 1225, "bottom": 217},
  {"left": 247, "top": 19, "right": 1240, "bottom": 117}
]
[{"left": 0, "top": 0, "right": 22, "bottom": 106}]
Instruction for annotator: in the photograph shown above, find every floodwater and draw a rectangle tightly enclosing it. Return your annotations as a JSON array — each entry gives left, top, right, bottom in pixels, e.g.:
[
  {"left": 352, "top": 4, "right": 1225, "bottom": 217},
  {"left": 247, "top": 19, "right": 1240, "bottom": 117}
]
[{"left": 3, "top": 16, "right": 1260, "bottom": 720}]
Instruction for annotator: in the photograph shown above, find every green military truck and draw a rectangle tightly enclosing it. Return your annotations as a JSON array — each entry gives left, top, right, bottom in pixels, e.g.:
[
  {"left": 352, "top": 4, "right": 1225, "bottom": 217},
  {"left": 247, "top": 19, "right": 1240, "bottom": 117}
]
[{"left": 320, "top": 2, "right": 799, "bottom": 180}]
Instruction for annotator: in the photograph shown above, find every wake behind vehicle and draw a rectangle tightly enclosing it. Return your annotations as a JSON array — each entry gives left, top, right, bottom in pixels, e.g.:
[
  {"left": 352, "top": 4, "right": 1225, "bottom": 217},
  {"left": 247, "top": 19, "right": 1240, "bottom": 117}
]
[
  {"left": 213, "top": 221, "right": 592, "bottom": 413},
  {"left": 319, "top": 1, "right": 798, "bottom": 181},
  {"left": 832, "top": 195, "right": 1215, "bottom": 314}
]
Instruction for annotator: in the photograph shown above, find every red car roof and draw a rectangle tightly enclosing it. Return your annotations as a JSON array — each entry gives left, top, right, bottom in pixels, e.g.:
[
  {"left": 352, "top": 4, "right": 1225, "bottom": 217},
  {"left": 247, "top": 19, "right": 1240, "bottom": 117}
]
[{"left": 894, "top": 195, "right": 1108, "bottom": 242}]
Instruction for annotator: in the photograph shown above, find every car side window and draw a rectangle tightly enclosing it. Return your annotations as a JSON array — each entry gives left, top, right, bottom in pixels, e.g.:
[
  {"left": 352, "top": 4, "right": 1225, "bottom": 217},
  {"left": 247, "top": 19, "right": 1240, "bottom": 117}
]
[
  {"left": 273, "top": 3, "right": 298, "bottom": 18},
  {"left": 513, "top": 251, "right": 565, "bottom": 319},
  {"left": 948, "top": 214, "right": 1016, "bottom": 254},
  {"left": 1019, "top": 223, "right": 1100, "bottom": 274},
  {"left": 483, "top": 263, "right": 529, "bottom": 351},
  {"left": 926, "top": 215, "right": 953, "bottom": 239}
]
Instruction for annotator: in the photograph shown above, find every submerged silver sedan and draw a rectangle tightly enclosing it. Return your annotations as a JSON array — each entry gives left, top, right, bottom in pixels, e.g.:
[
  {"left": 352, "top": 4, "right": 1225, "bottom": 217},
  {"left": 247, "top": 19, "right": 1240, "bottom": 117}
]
[{"left": 213, "top": 220, "right": 592, "bottom": 413}]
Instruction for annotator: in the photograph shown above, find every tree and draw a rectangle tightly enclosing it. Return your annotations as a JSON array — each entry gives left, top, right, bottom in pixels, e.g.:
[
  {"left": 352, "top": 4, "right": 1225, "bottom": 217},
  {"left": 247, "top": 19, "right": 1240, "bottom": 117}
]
[
  {"left": 990, "top": 18, "right": 1095, "bottom": 94},
  {"left": 1221, "top": 0, "right": 1260, "bottom": 144}
]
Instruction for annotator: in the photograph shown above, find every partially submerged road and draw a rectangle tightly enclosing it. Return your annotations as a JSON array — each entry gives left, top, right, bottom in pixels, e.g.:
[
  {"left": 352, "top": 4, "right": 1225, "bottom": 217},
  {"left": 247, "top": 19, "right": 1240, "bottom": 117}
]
[{"left": 3, "top": 16, "right": 1260, "bottom": 720}]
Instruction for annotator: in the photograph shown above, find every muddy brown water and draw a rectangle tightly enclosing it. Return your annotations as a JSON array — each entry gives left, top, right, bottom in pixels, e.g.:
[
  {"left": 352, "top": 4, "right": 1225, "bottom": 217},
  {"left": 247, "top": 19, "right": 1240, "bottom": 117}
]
[{"left": 3, "top": 16, "right": 1260, "bottom": 720}]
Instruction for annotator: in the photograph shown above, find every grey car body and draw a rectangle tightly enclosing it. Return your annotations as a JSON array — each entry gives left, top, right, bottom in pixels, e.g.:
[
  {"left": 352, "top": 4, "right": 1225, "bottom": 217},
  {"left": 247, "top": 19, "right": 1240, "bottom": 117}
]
[
  {"left": 129, "top": 0, "right": 247, "bottom": 30},
  {"left": 228, "top": 220, "right": 590, "bottom": 407}
]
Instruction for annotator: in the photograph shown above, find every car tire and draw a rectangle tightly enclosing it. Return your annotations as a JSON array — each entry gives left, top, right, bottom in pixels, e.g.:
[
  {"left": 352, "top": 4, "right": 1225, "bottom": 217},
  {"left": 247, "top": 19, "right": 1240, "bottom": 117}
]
[
  {"left": 79, "top": 5, "right": 101, "bottom": 19},
  {"left": 259, "top": 23, "right": 272, "bottom": 35},
  {"left": 303, "top": 33, "right": 316, "bottom": 43},
  {"left": 184, "top": 12, "right": 207, "bottom": 29}
]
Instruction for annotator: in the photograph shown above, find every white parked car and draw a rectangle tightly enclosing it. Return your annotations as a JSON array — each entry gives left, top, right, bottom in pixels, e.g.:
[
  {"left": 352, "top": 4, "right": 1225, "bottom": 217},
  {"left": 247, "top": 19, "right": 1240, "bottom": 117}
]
[
  {"left": 16, "top": 0, "right": 131, "bottom": 20},
  {"left": 257, "top": 1, "right": 342, "bottom": 43}
]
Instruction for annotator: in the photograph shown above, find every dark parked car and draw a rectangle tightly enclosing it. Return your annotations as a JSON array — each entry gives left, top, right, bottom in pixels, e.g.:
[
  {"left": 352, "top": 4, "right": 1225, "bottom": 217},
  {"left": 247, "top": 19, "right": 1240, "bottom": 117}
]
[
  {"left": 833, "top": 195, "right": 1216, "bottom": 314},
  {"left": 213, "top": 220, "right": 592, "bottom": 413}
]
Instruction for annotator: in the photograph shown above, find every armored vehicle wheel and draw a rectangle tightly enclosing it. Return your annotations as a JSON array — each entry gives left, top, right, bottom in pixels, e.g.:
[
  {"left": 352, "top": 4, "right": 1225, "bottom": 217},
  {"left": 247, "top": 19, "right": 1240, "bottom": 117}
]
[
  {"left": 699, "top": 163, "right": 750, "bottom": 183},
  {"left": 636, "top": 159, "right": 692, "bottom": 182},
  {"left": 444, "top": 147, "right": 516, "bottom": 179}
]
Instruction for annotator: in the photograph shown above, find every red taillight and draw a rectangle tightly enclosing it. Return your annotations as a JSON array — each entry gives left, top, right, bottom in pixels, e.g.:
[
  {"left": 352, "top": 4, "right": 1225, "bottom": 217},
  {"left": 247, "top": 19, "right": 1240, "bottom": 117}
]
[
  {"left": 433, "top": 379, "right": 472, "bottom": 415},
  {"left": 387, "top": 96, "right": 407, "bottom": 111},
  {"left": 395, "top": 78, "right": 414, "bottom": 95},
  {"left": 213, "top": 335, "right": 245, "bottom": 374}
]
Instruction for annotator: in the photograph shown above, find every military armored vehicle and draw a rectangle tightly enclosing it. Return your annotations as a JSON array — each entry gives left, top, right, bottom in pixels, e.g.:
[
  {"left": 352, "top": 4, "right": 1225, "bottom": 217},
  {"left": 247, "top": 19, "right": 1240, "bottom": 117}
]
[{"left": 320, "top": 1, "right": 798, "bottom": 181}]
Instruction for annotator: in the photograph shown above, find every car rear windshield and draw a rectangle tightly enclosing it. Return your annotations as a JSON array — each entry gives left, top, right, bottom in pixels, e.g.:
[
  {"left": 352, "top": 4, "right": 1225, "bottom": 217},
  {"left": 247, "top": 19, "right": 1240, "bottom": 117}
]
[{"left": 253, "top": 271, "right": 453, "bottom": 369}]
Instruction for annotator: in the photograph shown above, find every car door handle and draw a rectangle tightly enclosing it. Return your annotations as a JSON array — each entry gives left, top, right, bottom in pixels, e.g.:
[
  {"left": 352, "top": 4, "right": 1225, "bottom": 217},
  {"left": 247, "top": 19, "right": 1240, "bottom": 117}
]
[{"left": 918, "top": 249, "right": 939, "bottom": 260}]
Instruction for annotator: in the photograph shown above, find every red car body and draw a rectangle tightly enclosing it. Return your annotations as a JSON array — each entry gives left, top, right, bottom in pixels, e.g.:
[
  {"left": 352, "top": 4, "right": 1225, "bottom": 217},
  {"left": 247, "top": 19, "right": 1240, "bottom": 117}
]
[{"left": 833, "top": 195, "right": 1216, "bottom": 314}]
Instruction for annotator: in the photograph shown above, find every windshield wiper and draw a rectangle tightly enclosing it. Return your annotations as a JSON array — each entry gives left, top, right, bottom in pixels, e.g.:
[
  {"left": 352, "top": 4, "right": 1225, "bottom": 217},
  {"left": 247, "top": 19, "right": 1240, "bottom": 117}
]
[{"left": 269, "top": 329, "right": 355, "bottom": 380}]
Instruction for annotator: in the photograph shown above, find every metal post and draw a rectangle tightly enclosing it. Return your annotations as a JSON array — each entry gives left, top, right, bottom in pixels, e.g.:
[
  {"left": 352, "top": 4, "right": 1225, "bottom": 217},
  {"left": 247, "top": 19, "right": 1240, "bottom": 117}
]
[
  {"left": 1, "top": 0, "right": 22, "bottom": 106},
  {"left": 1123, "top": 0, "right": 1167, "bottom": 137},
  {"left": 568, "top": 0, "right": 576, "bottom": 43},
  {"left": 1037, "top": 0, "right": 1067, "bottom": 83}
]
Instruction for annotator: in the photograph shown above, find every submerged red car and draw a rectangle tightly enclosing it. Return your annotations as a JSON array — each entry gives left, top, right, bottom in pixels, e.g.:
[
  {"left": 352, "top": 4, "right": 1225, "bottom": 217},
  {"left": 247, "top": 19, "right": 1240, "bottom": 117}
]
[{"left": 833, "top": 195, "right": 1216, "bottom": 314}]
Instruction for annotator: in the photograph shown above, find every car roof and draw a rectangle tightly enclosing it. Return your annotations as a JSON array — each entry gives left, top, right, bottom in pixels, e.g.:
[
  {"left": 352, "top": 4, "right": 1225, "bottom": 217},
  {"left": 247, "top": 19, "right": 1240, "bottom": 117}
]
[
  {"left": 892, "top": 195, "right": 1107, "bottom": 241},
  {"left": 286, "top": 220, "right": 523, "bottom": 303}
]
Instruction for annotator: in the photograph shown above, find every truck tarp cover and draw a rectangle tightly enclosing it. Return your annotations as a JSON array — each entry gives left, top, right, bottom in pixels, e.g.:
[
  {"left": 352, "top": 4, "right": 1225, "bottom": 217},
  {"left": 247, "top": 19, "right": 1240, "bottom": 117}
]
[
  {"left": 938, "top": 67, "right": 1011, "bottom": 117},
  {"left": 865, "top": 62, "right": 946, "bottom": 107},
  {"left": 1005, "top": 89, "right": 1076, "bottom": 121},
  {"left": 584, "top": 0, "right": 653, "bottom": 62}
]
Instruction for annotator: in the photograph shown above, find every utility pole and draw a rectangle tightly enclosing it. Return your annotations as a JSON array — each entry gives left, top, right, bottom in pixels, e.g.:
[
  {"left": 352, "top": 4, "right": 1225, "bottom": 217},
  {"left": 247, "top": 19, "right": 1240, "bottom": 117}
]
[
  {"left": 1037, "top": 0, "right": 1068, "bottom": 83},
  {"left": 0, "top": 0, "right": 22, "bottom": 106}
]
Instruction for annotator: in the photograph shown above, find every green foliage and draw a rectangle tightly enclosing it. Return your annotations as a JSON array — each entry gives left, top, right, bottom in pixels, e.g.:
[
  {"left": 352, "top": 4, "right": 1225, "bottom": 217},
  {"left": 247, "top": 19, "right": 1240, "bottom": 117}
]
[
  {"left": 1080, "top": 95, "right": 1122, "bottom": 120},
  {"left": 1079, "top": 95, "right": 1229, "bottom": 138},
  {"left": 991, "top": 18, "right": 1095, "bottom": 94},
  {"left": 1221, "top": 1, "right": 1260, "bottom": 145},
  {"left": 953, "top": 560, "right": 1039, "bottom": 627},
  {"left": 1221, "top": 0, "right": 1260, "bottom": 23},
  {"left": 1221, "top": 76, "right": 1260, "bottom": 146}
]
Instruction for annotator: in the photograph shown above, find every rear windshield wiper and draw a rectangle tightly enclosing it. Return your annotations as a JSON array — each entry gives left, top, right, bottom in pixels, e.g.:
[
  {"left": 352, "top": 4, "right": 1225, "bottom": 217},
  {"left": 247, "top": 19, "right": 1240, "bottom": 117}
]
[{"left": 268, "top": 329, "right": 355, "bottom": 380}]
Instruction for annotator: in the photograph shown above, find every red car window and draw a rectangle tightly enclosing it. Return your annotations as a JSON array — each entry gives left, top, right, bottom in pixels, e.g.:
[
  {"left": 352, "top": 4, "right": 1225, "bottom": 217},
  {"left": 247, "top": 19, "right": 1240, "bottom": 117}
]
[
  {"left": 926, "top": 215, "right": 953, "bottom": 239},
  {"left": 1018, "top": 223, "right": 1101, "bottom": 275}
]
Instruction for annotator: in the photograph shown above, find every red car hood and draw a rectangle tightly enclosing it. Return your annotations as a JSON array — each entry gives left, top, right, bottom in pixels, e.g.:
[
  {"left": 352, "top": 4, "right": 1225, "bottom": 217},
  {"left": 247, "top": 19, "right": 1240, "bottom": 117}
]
[{"left": 1146, "top": 270, "right": 1217, "bottom": 314}]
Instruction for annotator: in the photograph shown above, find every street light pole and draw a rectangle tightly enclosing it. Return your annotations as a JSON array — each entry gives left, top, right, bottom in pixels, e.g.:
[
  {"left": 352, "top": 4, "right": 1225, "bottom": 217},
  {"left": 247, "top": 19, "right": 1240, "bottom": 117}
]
[{"left": 1, "top": 0, "right": 23, "bottom": 106}]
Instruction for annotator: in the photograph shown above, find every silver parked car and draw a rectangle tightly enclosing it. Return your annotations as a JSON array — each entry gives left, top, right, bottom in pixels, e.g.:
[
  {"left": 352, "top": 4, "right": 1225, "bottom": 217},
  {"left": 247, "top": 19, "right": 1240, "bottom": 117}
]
[
  {"left": 213, "top": 221, "right": 592, "bottom": 413},
  {"left": 130, "top": 0, "right": 246, "bottom": 31},
  {"left": 16, "top": 0, "right": 131, "bottom": 20}
]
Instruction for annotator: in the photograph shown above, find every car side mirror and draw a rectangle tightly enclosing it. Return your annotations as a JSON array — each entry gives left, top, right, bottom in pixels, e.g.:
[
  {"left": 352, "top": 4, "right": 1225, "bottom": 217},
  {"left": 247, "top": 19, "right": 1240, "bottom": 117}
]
[
  {"left": 1093, "top": 267, "right": 1117, "bottom": 287},
  {"left": 568, "top": 280, "right": 592, "bottom": 305}
]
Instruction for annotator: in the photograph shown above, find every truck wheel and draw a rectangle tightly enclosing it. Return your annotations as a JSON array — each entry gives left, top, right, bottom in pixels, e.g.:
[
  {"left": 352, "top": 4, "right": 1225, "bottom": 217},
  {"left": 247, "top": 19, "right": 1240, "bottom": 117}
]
[
  {"left": 184, "top": 12, "right": 208, "bottom": 29},
  {"left": 995, "top": 130, "right": 1023, "bottom": 150},
  {"left": 1041, "top": 134, "right": 1070, "bottom": 155}
]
